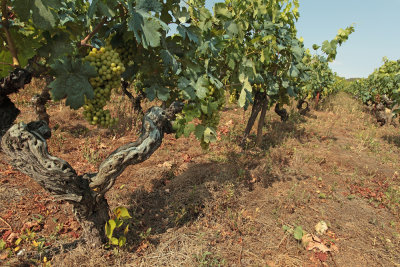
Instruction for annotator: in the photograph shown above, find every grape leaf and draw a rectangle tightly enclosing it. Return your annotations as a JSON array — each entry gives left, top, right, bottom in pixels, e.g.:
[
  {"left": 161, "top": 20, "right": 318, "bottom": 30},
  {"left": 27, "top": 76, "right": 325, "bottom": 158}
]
[
  {"left": 288, "top": 65, "right": 300, "bottom": 78},
  {"left": 114, "top": 207, "right": 132, "bottom": 220},
  {"left": 13, "top": 0, "right": 62, "bottom": 30},
  {"left": 260, "top": 48, "right": 270, "bottom": 64},
  {"left": 105, "top": 219, "right": 116, "bottom": 239},
  {"left": 312, "top": 44, "right": 320, "bottom": 51},
  {"left": 97, "top": 1, "right": 116, "bottom": 17},
  {"left": 127, "top": 10, "right": 162, "bottom": 48},
  {"left": 183, "top": 123, "right": 196, "bottom": 137},
  {"left": 38, "top": 32, "right": 74, "bottom": 63},
  {"left": 203, "top": 127, "right": 217, "bottom": 143},
  {"left": 195, "top": 125, "right": 206, "bottom": 140},
  {"left": 238, "top": 79, "right": 252, "bottom": 108},
  {"left": 291, "top": 45, "right": 303, "bottom": 60},
  {"left": 321, "top": 40, "right": 334, "bottom": 55},
  {"left": 0, "top": 51, "right": 13, "bottom": 78},
  {"left": 145, "top": 84, "right": 170, "bottom": 101},
  {"left": 88, "top": 0, "right": 99, "bottom": 19},
  {"left": 160, "top": 49, "right": 180, "bottom": 74},
  {"left": 214, "top": 3, "right": 231, "bottom": 18},
  {"left": 136, "top": 0, "right": 162, "bottom": 12},
  {"left": 177, "top": 25, "right": 200, "bottom": 44},
  {"left": 10, "top": 28, "right": 41, "bottom": 66},
  {"left": 178, "top": 77, "right": 196, "bottom": 100},
  {"left": 194, "top": 76, "right": 209, "bottom": 99},
  {"left": 225, "top": 21, "right": 239, "bottom": 37},
  {"left": 173, "top": 6, "right": 191, "bottom": 23},
  {"left": 293, "top": 226, "right": 304, "bottom": 241},
  {"left": 48, "top": 58, "right": 97, "bottom": 109}
]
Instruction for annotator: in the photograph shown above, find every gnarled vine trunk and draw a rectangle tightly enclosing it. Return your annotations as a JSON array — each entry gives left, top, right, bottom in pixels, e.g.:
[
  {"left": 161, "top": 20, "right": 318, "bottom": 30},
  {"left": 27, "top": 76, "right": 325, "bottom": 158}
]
[
  {"left": 0, "top": 68, "right": 32, "bottom": 140},
  {"left": 241, "top": 91, "right": 265, "bottom": 147},
  {"left": 274, "top": 103, "right": 289, "bottom": 122},
  {"left": 31, "top": 76, "right": 52, "bottom": 124},
  {"left": 297, "top": 99, "right": 310, "bottom": 115},
  {"left": 255, "top": 95, "right": 269, "bottom": 146},
  {"left": 1, "top": 70, "right": 183, "bottom": 245}
]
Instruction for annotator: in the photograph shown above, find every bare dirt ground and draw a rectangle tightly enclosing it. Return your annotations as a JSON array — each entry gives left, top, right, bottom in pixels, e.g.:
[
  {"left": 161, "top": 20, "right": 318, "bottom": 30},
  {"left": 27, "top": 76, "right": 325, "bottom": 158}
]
[{"left": 1, "top": 83, "right": 399, "bottom": 267}]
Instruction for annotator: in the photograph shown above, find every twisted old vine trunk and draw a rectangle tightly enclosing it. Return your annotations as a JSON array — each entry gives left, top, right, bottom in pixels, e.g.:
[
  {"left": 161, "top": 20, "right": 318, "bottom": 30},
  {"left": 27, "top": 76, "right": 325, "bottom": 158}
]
[
  {"left": 0, "top": 68, "right": 32, "bottom": 140},
  {"left": 297, "top": 99, "right": 310, "bottom": 115},
  {"left": 0, "top": 69, "right": 183, "bottom": 246}
]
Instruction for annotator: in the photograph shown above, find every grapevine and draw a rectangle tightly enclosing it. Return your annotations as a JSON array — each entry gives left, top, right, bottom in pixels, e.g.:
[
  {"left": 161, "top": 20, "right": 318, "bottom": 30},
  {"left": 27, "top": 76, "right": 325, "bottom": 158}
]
[
  {"left": 299, "top": 25, "right": 355, "bottom": 109},
  {"left": 347, "top": 58, "right": 400, "bottom": 125}
]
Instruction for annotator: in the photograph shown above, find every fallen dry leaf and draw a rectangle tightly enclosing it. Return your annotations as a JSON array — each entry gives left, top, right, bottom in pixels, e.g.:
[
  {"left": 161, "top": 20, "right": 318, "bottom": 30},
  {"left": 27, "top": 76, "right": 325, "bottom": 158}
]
[
  {"left": 315, "top": 251, "right": 328, "bottom": 262},
  {"left": 0, "top": 252, "right": 8, "bottom": 260},
  {"left": 330, "top": 243, "right": 339, "bottom": 252},
  {"left": 136, "top": 241, "right": 149, "bottom": 254},
  {"left": 182, "top": 154, "right": 192, "bottom": 163},
  {"left": 6, "top": 232, "right": 19, "bottom": 243},
  {"left": 302, "top": 233, "right": 331, "bottom": 253},
  {"left": 1, "top": 230, "right": 12, "bottom": 240},
  {"left": 99, "top": 143, "right": 108, "bottom": 149},
  {"left": 302, "top": 233, "right": 317, "bottom": 247},
  {"left": 21, "top": 221, "right": 41, "bottom": 232}
]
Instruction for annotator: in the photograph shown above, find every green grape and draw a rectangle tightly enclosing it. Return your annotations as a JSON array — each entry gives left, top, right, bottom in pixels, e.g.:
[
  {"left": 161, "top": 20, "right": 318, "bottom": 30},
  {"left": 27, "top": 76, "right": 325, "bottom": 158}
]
[
  {"left": 82, "top": 40, "right": 125, "bottom": 128},
  {"left": 116, "top": 41, "right": 136, "bottom": 66},
  {"left": 208, "top": 85, "right": 215, "bottom": 96}
]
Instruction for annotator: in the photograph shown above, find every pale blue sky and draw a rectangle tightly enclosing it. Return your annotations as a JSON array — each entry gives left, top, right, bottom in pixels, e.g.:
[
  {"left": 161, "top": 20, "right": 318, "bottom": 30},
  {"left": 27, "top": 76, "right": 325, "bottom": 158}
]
[{"left": 204, "top": 0, "right": 400, "bottom": 78}]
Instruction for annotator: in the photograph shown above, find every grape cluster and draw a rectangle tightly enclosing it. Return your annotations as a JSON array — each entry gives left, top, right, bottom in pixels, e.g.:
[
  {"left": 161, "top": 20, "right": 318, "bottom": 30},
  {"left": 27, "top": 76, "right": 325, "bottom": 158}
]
[
  {"left": 229, "top": 89, "right": 238, "bottom": 104},
  {"left": 116, "top": 42, "right": 136, "bottom": 67},
  {"left": 82, "top": 45, "right": 125, "bottom": 127},
  {"left": 201, "top": 85, "right": 223, "bottom": 128}
]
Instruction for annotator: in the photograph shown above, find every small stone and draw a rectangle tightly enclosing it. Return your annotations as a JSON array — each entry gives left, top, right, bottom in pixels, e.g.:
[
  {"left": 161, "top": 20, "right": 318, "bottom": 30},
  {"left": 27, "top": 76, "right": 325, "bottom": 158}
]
[
  {"left": 17, "top": 249, "right": 26, "bottom": 257},
  {"left": 315, "top": 221, "right": 328, "bottom": 235}
]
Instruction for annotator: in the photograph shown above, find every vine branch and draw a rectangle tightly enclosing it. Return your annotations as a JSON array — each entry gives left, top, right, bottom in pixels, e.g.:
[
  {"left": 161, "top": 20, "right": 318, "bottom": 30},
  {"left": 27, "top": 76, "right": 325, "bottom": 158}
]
[
  {"left": 0, "top": 62, "right": 13, "bottom": 66},
  {"left": 80, "top": 6, "right": 127, "bottom": 48},
  {"left": 80, "top": 17, "right": 108, "bottom": 47},
  {"left": 1, "top": 0, "right": 20, "bottom": 66}
]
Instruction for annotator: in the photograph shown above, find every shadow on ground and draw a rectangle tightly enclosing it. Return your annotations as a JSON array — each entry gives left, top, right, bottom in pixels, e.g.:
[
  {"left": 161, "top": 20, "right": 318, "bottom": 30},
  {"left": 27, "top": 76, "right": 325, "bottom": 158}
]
[
  {"left": 382, "top": 134, "right": 400, "bottom": 148},
  {"left": 124, "top": 114, "right": 312, "bottom": 249}
]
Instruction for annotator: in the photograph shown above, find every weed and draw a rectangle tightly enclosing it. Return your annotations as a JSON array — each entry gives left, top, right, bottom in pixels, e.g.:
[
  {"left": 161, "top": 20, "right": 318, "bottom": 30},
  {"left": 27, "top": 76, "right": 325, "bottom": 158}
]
[
  {"left": 52, "top": 132, "right": 66, "bottom": 151},
  {"left": 174, "top": 207, "right": 188, "bottom": 226},
  {"left": 283, "top": 225, "right": 304, "bottom": 241},
  {"left": 330, "top": 181, "right": 338, "bottom": 193},
  {"left": 288, "top": 182, "right": 299, "bottom": 200},
  {"left": 139, "top": 227, "right": 152, "bottom": 241},
  {"left": 319, "top": 193, "right": 327, "bottom": 199},
  {"left": 271, "top": 207, "right": 281, "bottom": 221},
  {"left": 356, "top": 131, "right": 379, "bottom": 153},
  {"left": 300, "top": 189, "right": 311, "bottom": 203},
  {"left": 347, "top": 194, "right": 356, "bottom": 200},
  {"left": 105, "top": 207, "right": 132, "bottom": 248},
  {"left": 69, "top": 125, "right": 89, "bottom": 137},
  {"left": 332, "top": 165, "right": 341, "bottom": 175},
  {"left": 222, "top": 182, "right": 235, "bottom": 201},
  {"left": 385, "top": 185, "right": 400, "bottom": 214},
  {"left": 82, "top": 138, "right": 102, "bottom": 165},
  {"left": 195, "top": 251, "right": 226, "bottom": 267},
  {"left": 208, "top": 153, "right": 227, "bottom": 163}
]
